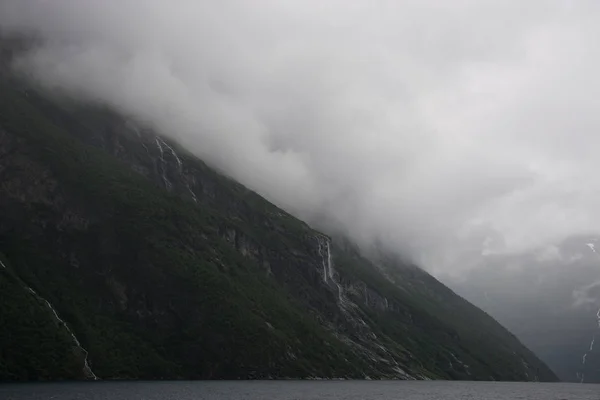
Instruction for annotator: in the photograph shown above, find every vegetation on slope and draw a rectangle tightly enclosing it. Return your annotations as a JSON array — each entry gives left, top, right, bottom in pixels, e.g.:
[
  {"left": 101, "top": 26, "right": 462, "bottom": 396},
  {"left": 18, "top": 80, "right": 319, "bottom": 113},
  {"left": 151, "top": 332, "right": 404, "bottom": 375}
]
[
  {"left": 0, "top": 255, "right": 83, "bottom": 380},
  {"left": 0, "top": 78, "right": 374, "bottom": 380},
  {"left": 333, "top": 247, "right": 556, "bottom": 381},
  {"left": 0, "top": 53, "right": 557, "bottom": 381}
]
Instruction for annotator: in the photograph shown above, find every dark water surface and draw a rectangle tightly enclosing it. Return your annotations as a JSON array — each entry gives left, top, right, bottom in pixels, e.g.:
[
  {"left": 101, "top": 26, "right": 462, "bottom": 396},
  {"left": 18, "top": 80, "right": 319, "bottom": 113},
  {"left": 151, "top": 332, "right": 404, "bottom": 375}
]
[{"left": 1, "top": 381, "right": 598, "bottom": 400}]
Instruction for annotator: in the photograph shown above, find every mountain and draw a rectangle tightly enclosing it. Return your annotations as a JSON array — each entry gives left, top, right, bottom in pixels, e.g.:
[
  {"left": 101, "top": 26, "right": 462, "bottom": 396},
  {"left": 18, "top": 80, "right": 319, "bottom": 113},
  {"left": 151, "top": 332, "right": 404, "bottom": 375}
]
[
  {"left": 0, "top": 37, "right": 557, "bottom": 382},
  {"left": 450, "top": 236, "right": 600, "bottom": 383}
]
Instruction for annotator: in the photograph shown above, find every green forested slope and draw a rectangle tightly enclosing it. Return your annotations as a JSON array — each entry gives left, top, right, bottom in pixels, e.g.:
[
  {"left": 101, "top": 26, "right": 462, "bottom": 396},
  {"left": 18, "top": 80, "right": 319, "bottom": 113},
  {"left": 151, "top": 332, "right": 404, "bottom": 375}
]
[{"left": 0, "top": 61, "right": 557, "bottom": 381}]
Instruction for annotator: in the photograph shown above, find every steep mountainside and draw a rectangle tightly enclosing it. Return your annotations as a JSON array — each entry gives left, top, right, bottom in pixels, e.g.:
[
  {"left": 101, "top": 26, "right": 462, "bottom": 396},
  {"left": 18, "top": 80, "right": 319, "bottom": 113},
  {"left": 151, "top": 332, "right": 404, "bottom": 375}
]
[
  {"left": 451, "top": 236, "right": 600, "bottom": 383},
  {"left": 0, "top": 41, "right": 557, "bottom": 381}
]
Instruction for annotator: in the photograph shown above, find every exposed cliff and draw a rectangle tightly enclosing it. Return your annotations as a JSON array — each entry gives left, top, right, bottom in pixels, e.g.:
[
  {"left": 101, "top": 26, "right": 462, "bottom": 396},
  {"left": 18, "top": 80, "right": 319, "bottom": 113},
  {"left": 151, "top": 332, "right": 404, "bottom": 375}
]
[{"left": 0, "top": 42, "right": 557, "bottom": 381}]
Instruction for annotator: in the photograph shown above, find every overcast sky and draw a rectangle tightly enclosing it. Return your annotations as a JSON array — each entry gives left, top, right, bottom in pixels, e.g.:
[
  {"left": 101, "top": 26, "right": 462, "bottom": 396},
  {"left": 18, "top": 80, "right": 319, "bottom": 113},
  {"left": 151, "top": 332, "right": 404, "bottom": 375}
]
[{"left": 2, "top": 0, "right": 600, "bottom": 276}]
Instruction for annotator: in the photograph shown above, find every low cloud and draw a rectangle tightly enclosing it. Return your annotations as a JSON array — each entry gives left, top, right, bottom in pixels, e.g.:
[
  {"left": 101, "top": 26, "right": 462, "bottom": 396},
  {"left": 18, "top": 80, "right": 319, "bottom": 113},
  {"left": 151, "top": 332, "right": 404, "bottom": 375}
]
[
  {"left": 573, "top": 280, "right": 600, "bottom": 308},
  {"left": 3, "top": 0, "right": 600, "bottom": 275}
]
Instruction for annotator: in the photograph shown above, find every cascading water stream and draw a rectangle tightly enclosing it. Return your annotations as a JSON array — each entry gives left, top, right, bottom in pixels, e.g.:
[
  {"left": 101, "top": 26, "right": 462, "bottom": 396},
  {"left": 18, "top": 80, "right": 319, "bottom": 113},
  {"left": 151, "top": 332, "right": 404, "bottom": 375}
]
[
  {"left": 127, "top": 121, "right": 198, "bottom": 202},
  {"left": 316, "top": 235, "right": 347, "bottom": 308},
  {"left": 0, "top": 260, "right": 98, "bottom": 379},
  {"left": 158, "top": 138, "right": 182, "bottom": 172},
  {"left": 187, "top": 186, "right": 198, "bottom": 203},
  {"left": 316, "top": 236, "right": 329, "bottom": 285},
  {"left": 155, "top": 137, "right": 171, "bottom": 190},
  {"left": 26, "top": 287, "right": 98, "bottom": 380},
  {"left": 154, "top": 136, "right": 198, "bottom": 202},
  {"left": 578, "top": 242, "right": 600, "bottom": 383}
]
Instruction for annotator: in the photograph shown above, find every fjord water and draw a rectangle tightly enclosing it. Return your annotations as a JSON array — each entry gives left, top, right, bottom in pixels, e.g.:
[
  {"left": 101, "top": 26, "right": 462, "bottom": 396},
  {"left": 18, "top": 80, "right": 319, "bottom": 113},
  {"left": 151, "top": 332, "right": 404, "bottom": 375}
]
[{"left": 1, "top": 381, "right": 597, "bottom": 400}]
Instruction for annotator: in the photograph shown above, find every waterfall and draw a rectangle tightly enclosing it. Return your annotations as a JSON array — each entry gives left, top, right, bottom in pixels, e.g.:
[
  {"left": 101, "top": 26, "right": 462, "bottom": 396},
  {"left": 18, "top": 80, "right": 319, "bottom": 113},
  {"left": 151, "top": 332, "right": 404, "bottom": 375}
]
[
  {"left": 2, "top": 260, "right": 98, "bottom": 380},
  {"left": 154, "top": 136, "right": 198, "bottom": 202},
  {"left": 578, "top": 311, "right": 597, "bottom": 384},
  {"left": 27, "top": 287, "right": 98, "bottom": 380},
  {"left": 578, "top": 242, "right": 600, "bottom": 383},
  {"left": 127, "top": 121, "right": 199, "bottom": 203},
  {"left": 316, "top": 235, "right": 347, "bottom": 307},
  {"left": 316, "top": 236, "right": 329, "bottom": 284},
  {"left": 450, "top": 352, "right": 471, "bottom": 376},
  {"left": 155, "top": 137, "right": 172, "bottom": 190},
  {"left": 158, "top": 138, "right": 183, "bottom": 172}
]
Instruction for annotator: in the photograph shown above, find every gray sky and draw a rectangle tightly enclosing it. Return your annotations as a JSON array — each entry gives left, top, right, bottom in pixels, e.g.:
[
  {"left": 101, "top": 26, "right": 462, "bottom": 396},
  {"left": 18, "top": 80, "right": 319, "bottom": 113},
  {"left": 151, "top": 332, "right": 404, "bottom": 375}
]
[{"left": 3, "top": 0, "right": 600, "bottom": 276}]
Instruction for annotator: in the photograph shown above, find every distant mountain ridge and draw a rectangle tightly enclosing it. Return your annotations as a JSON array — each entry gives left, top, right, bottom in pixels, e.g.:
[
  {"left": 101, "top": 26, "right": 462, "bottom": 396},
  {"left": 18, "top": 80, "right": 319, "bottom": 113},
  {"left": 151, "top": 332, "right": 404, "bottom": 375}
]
[
  {"left": 451, "top": 235, "right": 600, "bottom": 383},
  {"left": 0, "top": 36, "right": 557, "bottom": 381}
]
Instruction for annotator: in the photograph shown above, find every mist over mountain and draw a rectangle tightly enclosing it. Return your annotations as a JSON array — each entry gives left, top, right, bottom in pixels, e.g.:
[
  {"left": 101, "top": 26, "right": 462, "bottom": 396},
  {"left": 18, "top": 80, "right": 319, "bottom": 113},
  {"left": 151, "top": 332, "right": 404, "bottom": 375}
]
[
  {"left": 2, "top": 0, "right": 600, "bottom": 384},
  {"left": 0, "top": 35, "right": 557, "bottom": 380},
  {"left": 4, "top": 1, "right": 600, "bottom": 274}
]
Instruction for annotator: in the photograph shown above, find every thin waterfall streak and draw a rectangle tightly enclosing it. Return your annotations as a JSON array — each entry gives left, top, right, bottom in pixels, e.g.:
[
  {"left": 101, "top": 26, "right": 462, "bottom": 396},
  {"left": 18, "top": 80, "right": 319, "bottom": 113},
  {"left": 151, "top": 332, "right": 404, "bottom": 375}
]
[
  {"left": 27, "top": 287, "right": 98, "bottom": 380},
  {"left": 155, "top": 137, "right": 172, "bottom": 189},
  {"left": 580, "top": 245, "right": 600, "bottom": 383},
  {"left": 159, "top": 138, "right": 183, "bottom": 172}
]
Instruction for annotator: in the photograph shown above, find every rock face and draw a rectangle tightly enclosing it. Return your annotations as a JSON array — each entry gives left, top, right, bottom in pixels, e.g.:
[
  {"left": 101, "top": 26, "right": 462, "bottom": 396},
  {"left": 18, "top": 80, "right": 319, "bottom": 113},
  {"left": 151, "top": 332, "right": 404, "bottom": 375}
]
[{"left": 0, "top": 39, "right": 557, "bottom": 381}]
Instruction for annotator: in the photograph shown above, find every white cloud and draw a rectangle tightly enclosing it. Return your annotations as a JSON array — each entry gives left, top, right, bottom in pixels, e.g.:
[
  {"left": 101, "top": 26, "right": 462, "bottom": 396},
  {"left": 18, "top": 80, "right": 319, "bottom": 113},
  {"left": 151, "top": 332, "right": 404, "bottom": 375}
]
[
  {"left": 573, "top": 280, "right": 600, "bottom": 308},
  {"left": 3, "top": 0, "right": 600, "bottom": 274}
]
